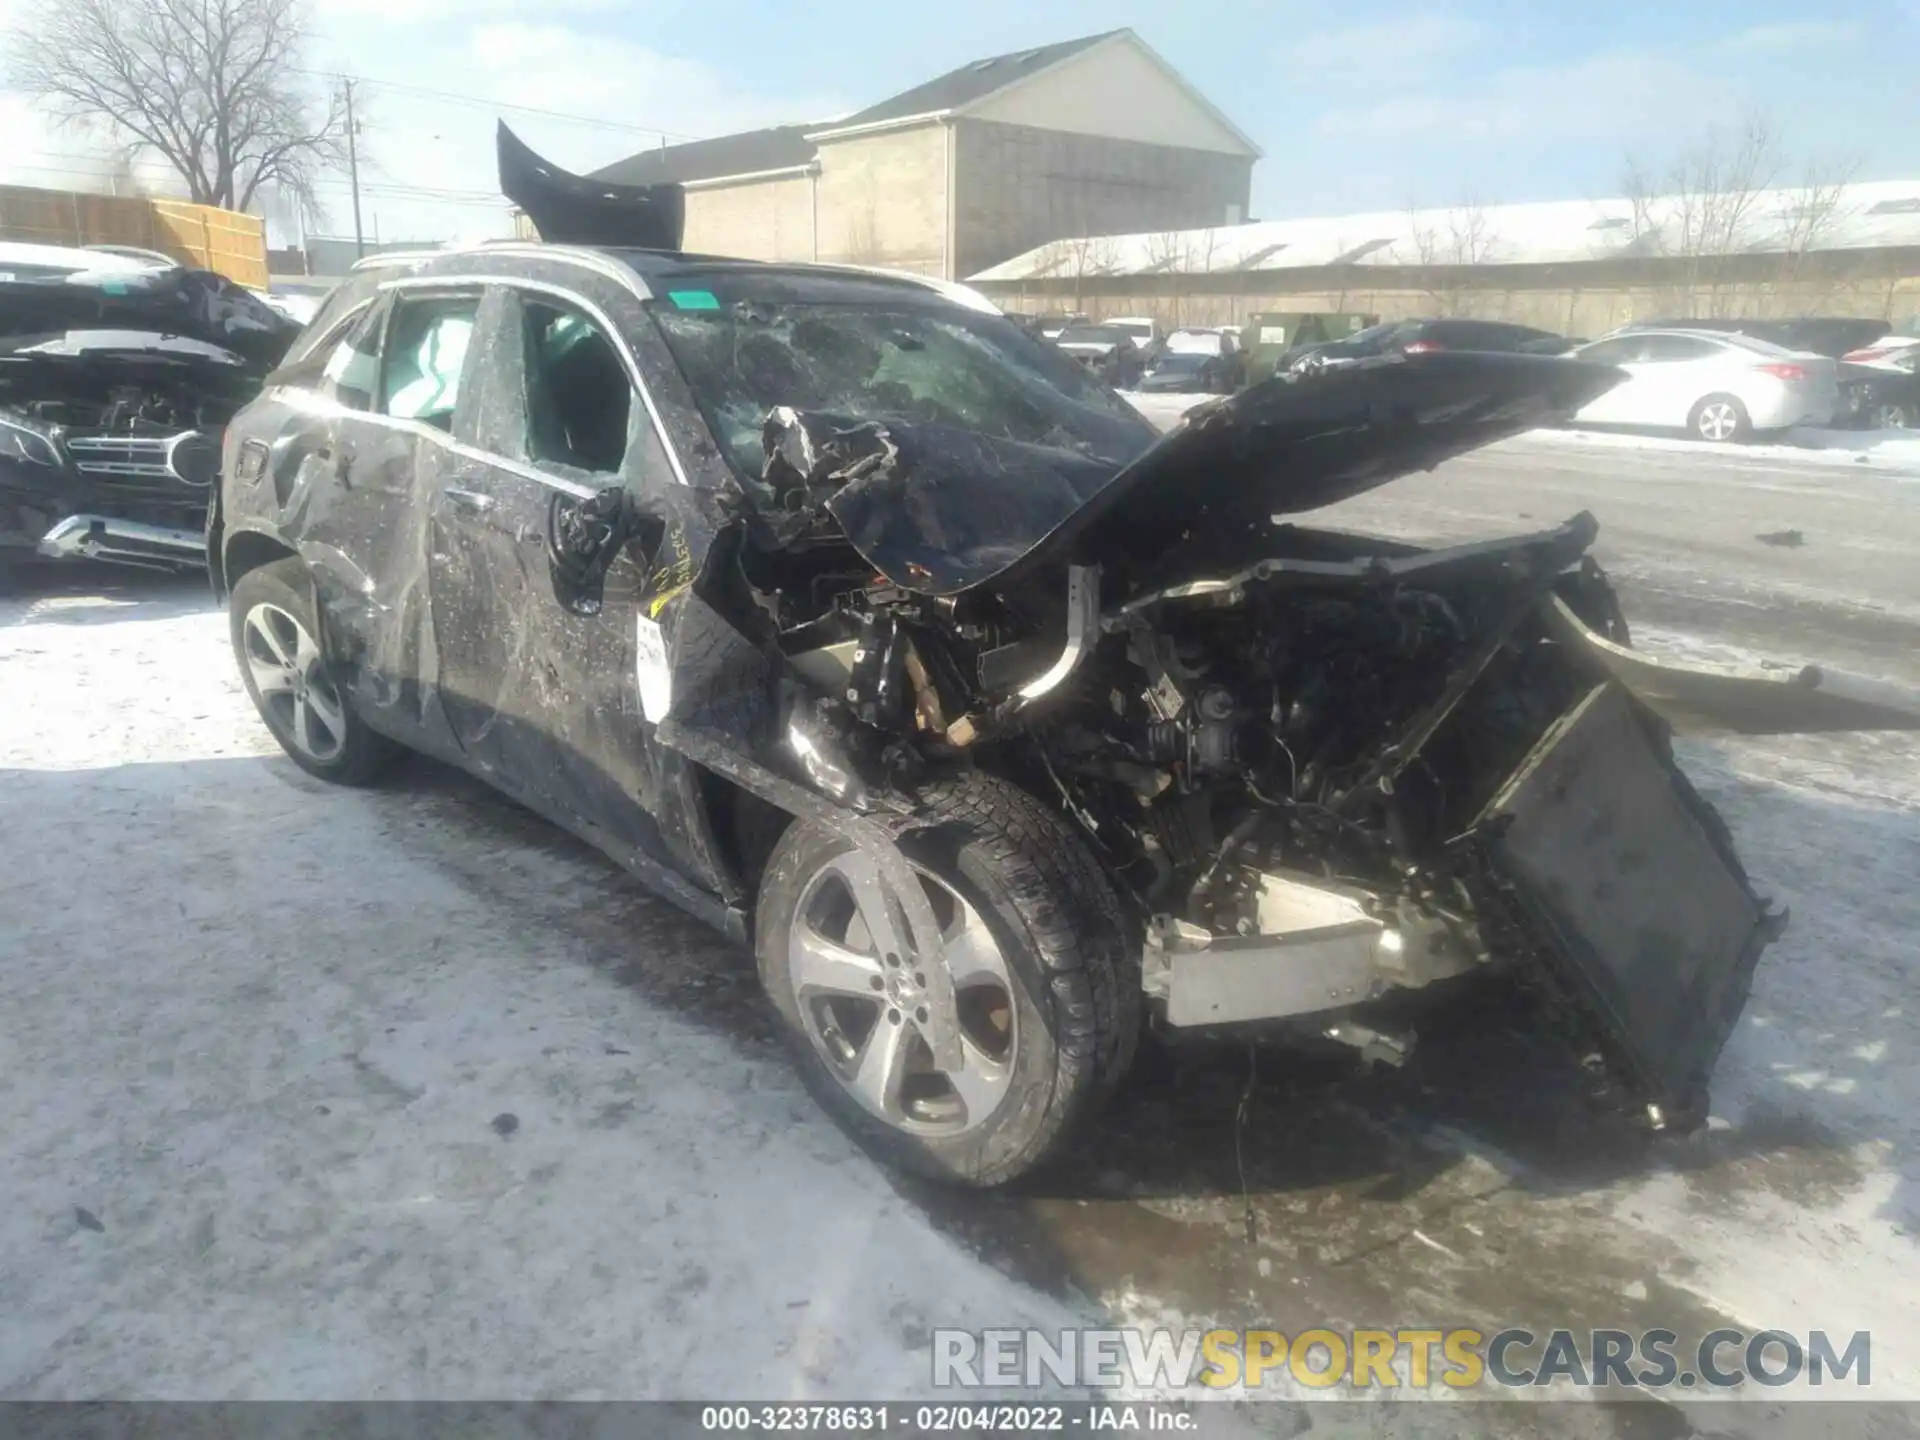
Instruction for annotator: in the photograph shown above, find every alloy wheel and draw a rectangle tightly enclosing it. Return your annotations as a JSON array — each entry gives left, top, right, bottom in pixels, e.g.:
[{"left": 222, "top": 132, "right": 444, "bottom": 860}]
[
  {"left": 1696, "top": 401, "right": 1741, "bottom": 442},
  {"left": 241, "top": 602, "right": 347, "bottom": 764},
  {"left": 789, "top": 849, "right": 1017, "bottom": 1137}
]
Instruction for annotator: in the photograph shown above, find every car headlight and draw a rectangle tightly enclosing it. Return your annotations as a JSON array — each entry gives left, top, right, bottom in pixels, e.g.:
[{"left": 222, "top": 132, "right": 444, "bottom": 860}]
[{"left": 0, "top": 415, "right": 60, "bottom": 468}]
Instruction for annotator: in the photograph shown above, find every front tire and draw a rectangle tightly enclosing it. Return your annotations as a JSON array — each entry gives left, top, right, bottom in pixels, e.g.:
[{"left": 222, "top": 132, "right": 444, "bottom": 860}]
[
  {"left": 1689, "top": 394, "right": 1751, "bottom": 443},
  {"left": 755, "top": 774, "right": 1138, "bottom": 1186},
  {"left": 229, "top": 557, "right": 399, "bottom": 785}
]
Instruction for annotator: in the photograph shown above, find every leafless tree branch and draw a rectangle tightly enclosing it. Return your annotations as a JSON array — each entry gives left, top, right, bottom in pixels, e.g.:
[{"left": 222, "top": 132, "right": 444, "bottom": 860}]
[{"left": 5, "top": 0, "right": 347, "bottom": 212}]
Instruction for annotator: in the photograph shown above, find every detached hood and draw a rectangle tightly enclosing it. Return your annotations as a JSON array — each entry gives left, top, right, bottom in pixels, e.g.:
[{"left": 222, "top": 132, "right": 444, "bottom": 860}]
[
  {"left": 497, "top": 121, "right": 685, "bottom": 251},
  {"left": 774, "top": 352, "right": 1624, "bottom": 597}
]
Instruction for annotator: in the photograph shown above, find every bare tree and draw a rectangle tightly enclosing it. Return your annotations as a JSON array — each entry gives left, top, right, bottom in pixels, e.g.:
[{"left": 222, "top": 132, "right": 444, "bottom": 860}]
[
  {"left": 1144, "top": 229, "right": 1186, "bottom": 324},
  {"left": 1621, "top": 114, "right": 1783, "bottom": 317},
  {"left": 1401, "top": 194, "right": 1500, "bottom": 314},
  {"left": 1770, "top": 155, "right": 1860, "bottom": 310},
  {"left": 6, "top": 0, "right": 347, "bottom": 213}
]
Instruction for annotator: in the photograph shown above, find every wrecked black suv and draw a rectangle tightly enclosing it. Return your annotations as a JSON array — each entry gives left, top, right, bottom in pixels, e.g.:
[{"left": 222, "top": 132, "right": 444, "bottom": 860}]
[{"left": 211, "top": 176, "right": 1915, "bottom": 1182}]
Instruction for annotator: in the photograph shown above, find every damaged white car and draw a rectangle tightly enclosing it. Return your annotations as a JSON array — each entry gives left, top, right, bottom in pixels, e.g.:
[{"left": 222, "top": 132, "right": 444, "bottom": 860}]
[{"left": 207, "top": 129, "right": 1920, "bottom": 1184}]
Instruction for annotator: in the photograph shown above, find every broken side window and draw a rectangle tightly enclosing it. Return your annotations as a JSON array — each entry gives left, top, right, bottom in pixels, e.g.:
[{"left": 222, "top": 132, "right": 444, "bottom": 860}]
[
  {"left": 521, "top": 299, "right": 632, "bottom": 475},
  {"left": 381, "top": 291, "right": 480, "bottom": 431},
  {"left": 304, "top": 301, "right": 386, "bottom": 412}
]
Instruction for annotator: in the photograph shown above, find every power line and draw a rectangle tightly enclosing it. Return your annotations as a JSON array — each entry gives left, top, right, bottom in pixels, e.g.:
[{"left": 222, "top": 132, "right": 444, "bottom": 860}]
[{"left": 295, "top": 67, "right": 704, "bottom": 141}]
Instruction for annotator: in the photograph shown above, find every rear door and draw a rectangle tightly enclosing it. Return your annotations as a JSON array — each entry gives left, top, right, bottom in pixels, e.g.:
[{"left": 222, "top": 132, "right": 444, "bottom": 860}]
[{"left": 1632, "top": 333, "right": 1733, "bottom": 426}]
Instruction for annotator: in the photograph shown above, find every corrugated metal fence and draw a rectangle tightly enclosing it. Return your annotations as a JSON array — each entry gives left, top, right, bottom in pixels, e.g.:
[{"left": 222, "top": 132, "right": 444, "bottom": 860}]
[{"left": 0, "top": 185, "right": 269, "bottom": 288}]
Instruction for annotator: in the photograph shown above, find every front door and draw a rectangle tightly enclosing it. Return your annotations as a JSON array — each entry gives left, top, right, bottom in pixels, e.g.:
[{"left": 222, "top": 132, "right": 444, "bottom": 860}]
[{"left": 427, "top": 280, "right": 684, "bottom": 869}]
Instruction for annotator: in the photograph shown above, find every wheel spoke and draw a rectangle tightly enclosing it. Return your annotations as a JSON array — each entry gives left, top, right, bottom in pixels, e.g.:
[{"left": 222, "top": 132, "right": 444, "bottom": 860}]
[
  {"left": 291, "top": 626, "right": 322, "bottom": 673},
  {"left": 943, "top": 915, "right": 1007, "bottom": 989},
  {"left": 304, "top": 683, "right": 346, "bottom": 749},
  {"left": 828, "top": 850, "right": 913, "bottom": 966},
  {"left": 944, "top": 1035, "right": 1013, "bottom": 1122},
  {"left": 247, "top": 652, "right": 295, "bottom": 695},
  {"left": 248, "top": 611, "right": 297, "bottom": 669},
  {"left": 849, "top": 1013, "right": 911, "bottom": 1117},
  {"left": 791, "top": 923, "right": 884, "bottom": 998}
]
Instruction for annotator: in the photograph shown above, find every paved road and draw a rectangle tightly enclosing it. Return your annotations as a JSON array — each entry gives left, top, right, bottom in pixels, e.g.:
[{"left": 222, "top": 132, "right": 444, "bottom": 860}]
[{"left": 1311, "top": 431, "right": 1920, "bottom": 685}]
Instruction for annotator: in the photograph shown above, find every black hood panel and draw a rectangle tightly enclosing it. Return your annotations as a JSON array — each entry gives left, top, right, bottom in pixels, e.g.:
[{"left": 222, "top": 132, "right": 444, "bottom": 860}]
[
  {"left": 1000, "top": 351, "right": 1624, "bottom": 592},
  {"left": 785, "top": 352, "right": 1623, "bottom": 597},
  {"left": 497, "top": 121, "right": 685, "bottom": 251},
  {"left": 0, "top": 267, "right": 301, "bottom": 372}
]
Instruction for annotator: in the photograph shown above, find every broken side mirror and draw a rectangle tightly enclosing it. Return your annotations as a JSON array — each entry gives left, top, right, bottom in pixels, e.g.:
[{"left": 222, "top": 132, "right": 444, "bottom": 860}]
[{"left": 546, "top": 484, "right": 661, "bottom": 615}]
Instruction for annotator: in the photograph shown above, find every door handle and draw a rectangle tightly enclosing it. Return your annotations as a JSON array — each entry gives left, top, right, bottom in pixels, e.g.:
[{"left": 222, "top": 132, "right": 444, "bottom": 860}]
[{"left": 443, "top": 486, "right": 496, "bottom": 515}]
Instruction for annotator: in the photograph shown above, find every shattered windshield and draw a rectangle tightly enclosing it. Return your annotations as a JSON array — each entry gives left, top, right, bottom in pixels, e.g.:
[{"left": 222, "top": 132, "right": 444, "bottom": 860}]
[{"left": 644, "top": 281, "right": 1154, "bottom": 486}]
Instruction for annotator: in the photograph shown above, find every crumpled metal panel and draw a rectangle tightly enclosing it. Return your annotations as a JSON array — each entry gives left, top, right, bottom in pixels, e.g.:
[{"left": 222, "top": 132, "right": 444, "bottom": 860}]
[
  {"left": 497, "top": 122, "right": 685, "bottom": 252},
  {"left": 1546, "top": 596, "right": 1920, "bottom": 734},
  {"left": 752, "top": 352, "right": 1624, "bottom": 598}
]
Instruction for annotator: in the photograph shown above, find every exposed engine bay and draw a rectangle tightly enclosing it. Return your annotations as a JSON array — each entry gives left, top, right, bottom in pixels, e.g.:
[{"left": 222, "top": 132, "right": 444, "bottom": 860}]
[
  {"left": 723, "top": 384, "right": 1799, "bottom": 1128},
  {"left": 0, "top": 262, "right": 301, "bottom": 569}
]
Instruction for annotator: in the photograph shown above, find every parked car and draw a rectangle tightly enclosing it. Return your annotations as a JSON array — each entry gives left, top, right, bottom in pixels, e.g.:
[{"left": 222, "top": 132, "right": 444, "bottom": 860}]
[
  {"left": 1163, "top": 326, "right": 1238, "bottom": 358},
  {"left": 1240, "top": 310, "right": 1379, "bottom": 384},
  {"left": 82, "top": 244, "right": 182, "bottom": 269},
  {"left": 1, "top": 248, "right": 302, "bottom": 569},
  {"left": 0, "top": 240, "right": 164, "bottom": 282},
  {"left": 1836, "top": 361, "right": 1920, "bottom": 429},
  {"left": 1288, "top": 318, "right": 1571, "bottom": 372},
  {"left": 1613, "top": 316, "right": 1891, "bottom": 361},
  {"left": 1134, "top": 348, "right": 1237, "bottom": 394},
  {"left": 1105, "top": 316, "right": 1162, "bottom": 351},
  {"left": 1035, "top": 311, "right": 1087, "bottom": 341},
  {"left": 1567, "top": 329, "right": 1837, "bottom": 442},
  {"left": 208, "top": 126, "right": 1906, "bottom": 1187},
  {"left": 1840, "top": 335, "right": 1920, "bottom": 371},
  {"left": 1053, "top": 323, "right": 1144, "bottom": 386}
]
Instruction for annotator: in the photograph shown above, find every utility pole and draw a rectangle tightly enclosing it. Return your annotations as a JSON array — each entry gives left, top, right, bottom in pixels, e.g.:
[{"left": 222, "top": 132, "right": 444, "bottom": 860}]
[{"left": 343, "top": 78, "right": 364, "bottom": 258}]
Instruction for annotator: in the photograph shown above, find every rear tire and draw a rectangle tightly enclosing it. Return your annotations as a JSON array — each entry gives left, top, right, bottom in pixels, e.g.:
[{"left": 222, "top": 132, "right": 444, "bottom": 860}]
[
  {"left": 1689, "top": 394, "right": 1751, "bottom": 443},
  {"left": 755, "top": 773, "right": 1138, "bottom": 1186},
  {"left": 229, "top": 557, "right": 399, "bottom": 786}
]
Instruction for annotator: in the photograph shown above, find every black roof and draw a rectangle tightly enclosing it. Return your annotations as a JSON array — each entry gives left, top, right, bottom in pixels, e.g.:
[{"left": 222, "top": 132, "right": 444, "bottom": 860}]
[
  {"left": 590, "top": 31, "right": 1120, "bottom": 187},
  {"left": 832, "top": 31, "right": 1119, "bottom": 129},
  {"left": 593, "top": 124, "right": 817, "bottom": 187}
]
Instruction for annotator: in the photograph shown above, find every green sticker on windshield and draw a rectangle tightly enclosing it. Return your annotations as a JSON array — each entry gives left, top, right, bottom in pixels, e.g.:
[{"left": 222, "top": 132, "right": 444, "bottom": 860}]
[{"left": 668, "top": 289, "right": 720, "bottom": 311}]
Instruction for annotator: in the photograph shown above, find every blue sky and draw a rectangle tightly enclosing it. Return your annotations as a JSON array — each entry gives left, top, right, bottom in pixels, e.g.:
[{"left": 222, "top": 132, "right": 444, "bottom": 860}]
[{"left": 4, "top": 0, "right": 1916, "bottom": 244}]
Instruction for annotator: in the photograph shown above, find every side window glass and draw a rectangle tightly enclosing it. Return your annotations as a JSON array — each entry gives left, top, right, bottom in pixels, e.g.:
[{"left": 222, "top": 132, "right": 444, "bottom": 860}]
[
  {"left": 1640, "top": 334, "right": 1717, "bottom": 363},
  {"left": 1577, "top": 338, "right": 1633, "bottom": 366},
  {"left": 309, "top": 302, "right": 385, "bottom": 410},
  {"left": 522, "top": 298, "right": 633, "bottom": 475},
  {"left": 381, "top": 292, "right": 481, "bottom": 431}
]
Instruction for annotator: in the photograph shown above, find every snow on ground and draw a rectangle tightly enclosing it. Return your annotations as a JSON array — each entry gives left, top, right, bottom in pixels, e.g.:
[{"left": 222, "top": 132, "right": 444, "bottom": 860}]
[
  {"left": 0, "top": 581, "right": 1081, "bottom": 1400},
  {"left": 1523, "top": 423, "right": 1920, "bottom": 475}
]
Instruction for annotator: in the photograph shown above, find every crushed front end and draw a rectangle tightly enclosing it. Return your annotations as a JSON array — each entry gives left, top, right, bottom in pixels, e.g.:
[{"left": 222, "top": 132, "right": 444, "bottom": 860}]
[{"left": 716, "top": 347, "right": 1834, "bottom": 1133}]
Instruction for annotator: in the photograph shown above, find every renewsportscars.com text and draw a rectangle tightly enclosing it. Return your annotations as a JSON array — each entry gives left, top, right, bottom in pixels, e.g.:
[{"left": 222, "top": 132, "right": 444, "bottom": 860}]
[{"left": 932, "top": 1327, "right": 1871, "bottom": 1391}]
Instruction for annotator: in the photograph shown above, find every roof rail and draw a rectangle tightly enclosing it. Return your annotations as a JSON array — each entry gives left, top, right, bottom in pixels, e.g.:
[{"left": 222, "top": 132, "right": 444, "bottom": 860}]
[{"left": 347, "top": 249, "right": 440, "bottom": 272}]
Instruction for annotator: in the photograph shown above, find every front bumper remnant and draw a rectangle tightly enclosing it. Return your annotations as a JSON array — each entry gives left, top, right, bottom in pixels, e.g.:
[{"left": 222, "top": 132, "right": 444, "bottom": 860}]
[{"left": 38, "top": 514, "right": 205, "bottom": 569}]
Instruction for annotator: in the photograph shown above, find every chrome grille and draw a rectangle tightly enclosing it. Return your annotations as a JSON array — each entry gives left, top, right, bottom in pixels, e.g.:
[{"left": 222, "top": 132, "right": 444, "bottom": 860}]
[{"left": 63, "top": 431, "right": 217, "bottom": 486}]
